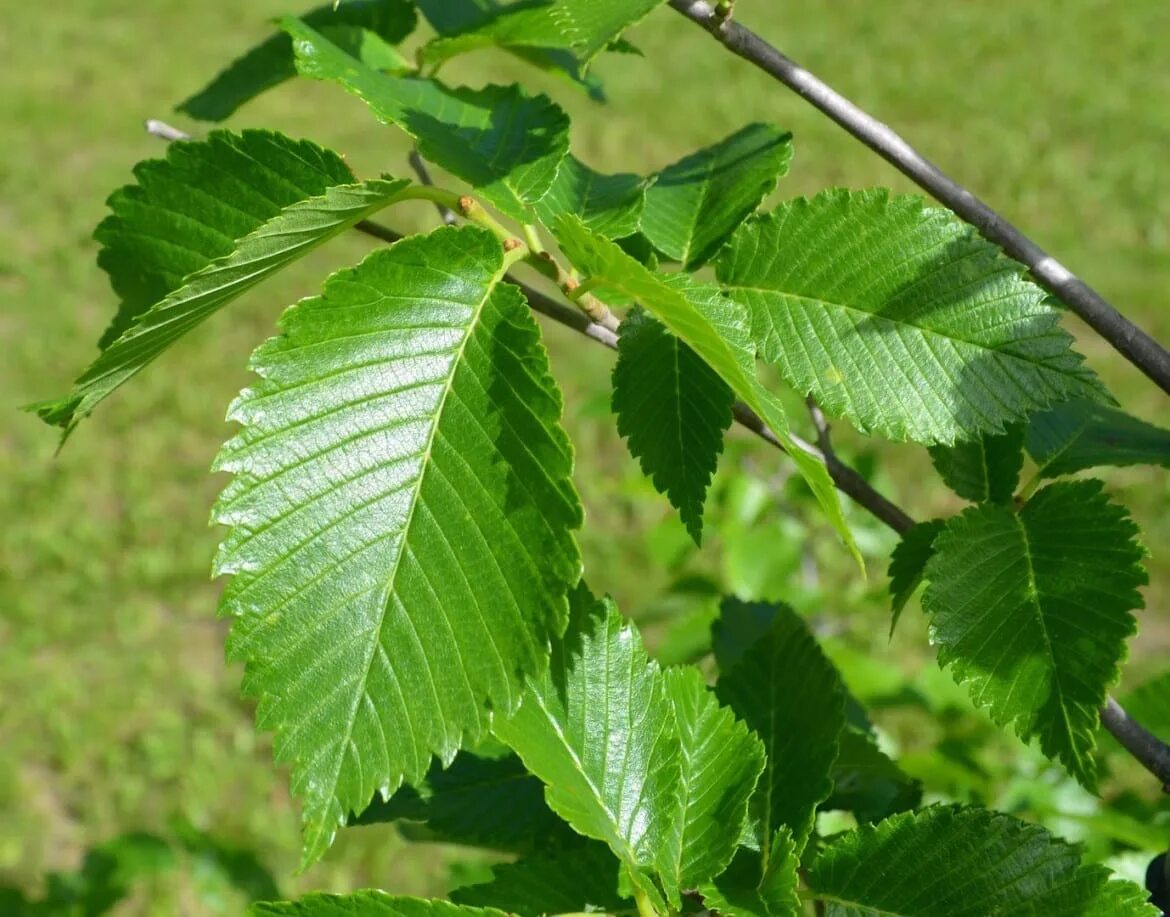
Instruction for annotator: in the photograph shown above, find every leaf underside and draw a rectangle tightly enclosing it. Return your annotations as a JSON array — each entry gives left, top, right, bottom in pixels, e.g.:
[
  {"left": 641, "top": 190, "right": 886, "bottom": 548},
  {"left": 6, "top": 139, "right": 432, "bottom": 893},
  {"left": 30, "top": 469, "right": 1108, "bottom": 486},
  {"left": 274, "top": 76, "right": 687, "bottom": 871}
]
[
  {"left": 921, "top": 479, "right": 1145, "bottom": 788},
  {"left": 1026, "top": 398, "right": 1170, "bottom": 478},
  {"left": 213, "top": 226, "right": 582, "bottom": 865}
]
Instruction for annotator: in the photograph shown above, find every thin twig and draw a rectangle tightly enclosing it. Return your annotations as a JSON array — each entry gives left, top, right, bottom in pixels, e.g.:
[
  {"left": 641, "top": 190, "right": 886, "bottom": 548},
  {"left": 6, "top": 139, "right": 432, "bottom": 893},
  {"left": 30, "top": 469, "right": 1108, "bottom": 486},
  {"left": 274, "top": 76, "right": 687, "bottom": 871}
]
[
  {"left": 667, "top": 0, "right": 1170, "bottom": 397},
  {"left": 1101, "top": 698, "right": 1170, "bottom": 791},
  {"left": 407, "top": 150, "right": 458, "bottom": 225},
  {"left": 806, "top": 395, "right": 832, "bottom": 456},
  {"left": 144, "top": 119, "right": 190, "bottom": 142}
]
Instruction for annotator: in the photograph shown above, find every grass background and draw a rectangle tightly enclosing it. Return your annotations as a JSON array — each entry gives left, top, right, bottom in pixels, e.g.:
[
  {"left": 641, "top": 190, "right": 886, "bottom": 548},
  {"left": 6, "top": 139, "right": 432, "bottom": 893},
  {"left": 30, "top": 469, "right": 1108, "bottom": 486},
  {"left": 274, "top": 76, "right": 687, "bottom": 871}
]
[{"left": 3, "top": 0, "right": 1169, "bottom": 911}]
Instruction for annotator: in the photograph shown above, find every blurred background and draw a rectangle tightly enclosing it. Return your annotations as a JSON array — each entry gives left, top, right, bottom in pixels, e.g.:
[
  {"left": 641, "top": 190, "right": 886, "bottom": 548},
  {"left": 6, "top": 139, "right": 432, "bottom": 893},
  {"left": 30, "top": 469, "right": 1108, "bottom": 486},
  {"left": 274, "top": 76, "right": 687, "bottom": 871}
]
[{"left": 3, "top": 0, "right": 1169, "bottom": 912}]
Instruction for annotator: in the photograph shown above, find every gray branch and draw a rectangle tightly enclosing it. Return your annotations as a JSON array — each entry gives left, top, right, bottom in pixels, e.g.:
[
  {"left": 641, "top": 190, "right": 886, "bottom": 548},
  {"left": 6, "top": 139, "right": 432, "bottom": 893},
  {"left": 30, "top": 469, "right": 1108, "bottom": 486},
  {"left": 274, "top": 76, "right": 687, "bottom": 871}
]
[{"left": 668, "top": 0, "right": 1170, "bottom": 397}]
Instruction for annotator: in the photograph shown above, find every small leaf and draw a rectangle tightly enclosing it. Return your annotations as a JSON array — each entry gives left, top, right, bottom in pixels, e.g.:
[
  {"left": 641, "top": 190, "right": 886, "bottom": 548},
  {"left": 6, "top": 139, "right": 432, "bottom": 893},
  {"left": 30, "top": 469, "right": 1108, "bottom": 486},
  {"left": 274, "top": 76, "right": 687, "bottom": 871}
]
[
  {"left": 700, "top": 828, "right": 801, "bottom": 917},
  {"left": 640, "top": 124, "right": 793, "bottom": 269},
  {"left": 921, "top": 480, "right": 1146, "bottom": 788},
  {"left": 715, "top": 601, "right": 846, "bottom": 854},
  {"left": 553, "top": 215, "right": 861, "bottom": 564},
  {"left": 451, "top": 843, "right": 632, "bottom": 914},
  {"left": 887, "top": 519, "right": 945, "bottom": 634},
  {"left": 178, "top": 0, "right": 417, "bottom": 121},
  {"left": 718, "top": 190, "right": 1104, "bottom": 444},
  {"left": 928, "top": 423, "right": 1025, "bottom": 503},
  {"left": 612, "top": 308, "right": 734, "bottom": 543},
  {"left": 251, "top": 894, "right": 508, "bottom": 917},
  {"left": 285, "top": 17, "right": 570, "bottom": 222},
  {"left": 534, "top": 156, "right": 647, "bottom": 240},
  {"left": 824, "top": 728, "right": 922, "bottom": 823},
  {"left": 808, "top": 805, "right": 1157, "bottom": 916},
  {"left": 1027, "top": 398, "right": 1170, "bottom": 478},
  {"left": 213, "top": 227, "right": 582, "bottom": 865}
]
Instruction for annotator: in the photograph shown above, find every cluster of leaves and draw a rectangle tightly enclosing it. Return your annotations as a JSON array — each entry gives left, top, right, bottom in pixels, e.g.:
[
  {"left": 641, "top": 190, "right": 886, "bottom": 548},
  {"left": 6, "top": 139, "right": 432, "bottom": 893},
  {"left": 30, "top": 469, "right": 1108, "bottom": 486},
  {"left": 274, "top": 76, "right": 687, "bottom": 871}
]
[{"left": 33, "top": 0, "right": 1170, "bottom": 913}]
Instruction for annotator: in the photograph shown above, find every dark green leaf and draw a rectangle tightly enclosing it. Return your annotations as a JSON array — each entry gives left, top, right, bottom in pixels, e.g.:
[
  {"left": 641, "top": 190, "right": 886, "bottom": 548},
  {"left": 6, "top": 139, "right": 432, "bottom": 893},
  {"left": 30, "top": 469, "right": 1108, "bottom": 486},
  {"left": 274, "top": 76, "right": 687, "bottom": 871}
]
[
  {"left": 808, "top": 805, "right": 1156, "bottom": 916},
  {"left": 285, "top": 18, "right": 570, "bottom": 222},
  {"left": 928, "top": 424, "right": 1025, "bottom": 503},
  {"left": 700, "top": 829, "right": 801, "bottom": 917},
  {"left": 252, "top": 894, "right": 507, "bottom": 917},
  {"left": 718, "top": 190, "right": 1103, "bottom": 444},
  {"left": 213, "top": 226, "right": 582, "bottom": 865},
  {"left": 1027, "top": 398, "right": 1170, "bottom": 479},
  {"left": 612, "top": 308, "right": 734, "bottom": 543},
  {"left": 640, "top": 124, "right": 792, "bottom": 269},
  {"left": 887, "top": 519, "right": 945, "bottom": 634},
  {"left": 178, "top": 0, "right": 417, "bottom": 121},
  {"left": 921, "top": 480, "right": 1146, "bottom": 788},
  {"left": 825, "top": 728, "right": 922, "bottom": 823}
]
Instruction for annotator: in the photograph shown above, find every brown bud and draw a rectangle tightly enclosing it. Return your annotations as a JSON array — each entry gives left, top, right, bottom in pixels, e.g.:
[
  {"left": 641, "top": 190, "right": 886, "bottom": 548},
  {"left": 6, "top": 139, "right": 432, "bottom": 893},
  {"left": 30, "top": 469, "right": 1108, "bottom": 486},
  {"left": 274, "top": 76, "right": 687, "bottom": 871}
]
[
  {"left": 503, "top": 238, "right": 523, "bottom": 251},
  {"left": 457, "top": 195, "right": 475, "bottom": 215}
]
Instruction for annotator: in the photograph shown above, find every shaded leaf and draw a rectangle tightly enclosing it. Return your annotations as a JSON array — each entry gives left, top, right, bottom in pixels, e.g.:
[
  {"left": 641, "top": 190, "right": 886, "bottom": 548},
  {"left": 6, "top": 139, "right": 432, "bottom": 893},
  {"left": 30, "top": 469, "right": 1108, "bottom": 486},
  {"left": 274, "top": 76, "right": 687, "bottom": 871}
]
[
  {"left": 534, "top": 156, "right": 647, "bottom": 240},
  {"left": 252, "top": 894, "right": 507, "bottom": 917},
  {"left": 286, "top": 18, "right": 570, "bottom": 222},
  {"left": 928, "top": 424, "right": 1025, "bottom": 503},
  {"left": 824, "top": 728, "right": 921, "bottom": 823},
  {"left": 700, "top": 828, "right": 801, "bottom": 917},
  {"left": 212, "top": 226, "right": 582, "bottom": 865},
  {"left": 178, "top": 0, "right": 417, "bottom": 121},
  {"left": 544, "top": 0, "right": 667, "bottom": 64},
  {"left": 808, "top": 805, "right": 1156, "bottom": 916},
  {"left": 1026, "top": 398, "right": 1170, "bottom": 479},
  {"left": 921, "top": 480, "right": 1145, "bottom": 789},
  {"left": 640, "top": 124, "right": 792, "bottom": 269},
  {"left": 553, "top": 215, "right": 860, "bottom": 563},
  {"left": 718, "top": 190, "right": 1103, "bottom": 444},
  {"left": 612, "top": 308, "right": 734, "bottom": 543},
  {"left": 887, "top": 519, "right": 945, "bottom": 634}
]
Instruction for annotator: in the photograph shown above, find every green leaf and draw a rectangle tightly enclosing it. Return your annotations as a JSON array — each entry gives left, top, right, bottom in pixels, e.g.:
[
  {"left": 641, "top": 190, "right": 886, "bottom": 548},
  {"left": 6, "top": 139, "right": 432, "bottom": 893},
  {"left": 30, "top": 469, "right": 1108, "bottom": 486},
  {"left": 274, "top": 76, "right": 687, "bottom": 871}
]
[
  {"left": 717, "top": 190, "right": 1103, "bottom": 445},
  {"left": 451, "top": 843, "right": 632, "bottom": 914},
  {"left": 1026, "top": 398, "right": 1170, "bottom": 478},
  {"left": 825, "top": 728, "right": 922, "bottom": 823},
  {"left": 887, "top": 519, "right": 945, "bottom": 634},
  {"left": 553, "top": 214, "right": 861, "bottom": 564},
  {"left": 350, "top": 751, "right": 578, "bottom": 853},
  {"left": 700, "top": 828, "right": 802, "bottom": 917},
  {"left": 640, "top": 124, "right": 793, "bottom": 269},
  {"left": 712, "top": 597, "right": 781, "bottom": 675},
  {"left": 39, "top": 141, "right": 415, "bottom": 433},
  {"left": 612, "top": 308, "right": 734, "bottom": 543},
  {"left": 921, "top": 480, "right": 1145, "bottom": 788},
  {"left": 212, "top": 226, "right": 582, "bottom": 865},
  {"left": 252, "top": 894, "right": 508, "bottom": 917},
  {"left": 543, "top": 0, "right": 666, "bottom": 65},
  {"left": 808, "top": 805, "right": 1157, "bottom": 916},
  {"left": 658, "top": 667, "right": 766, "bottom": 899},
  {"left": 534, "top": 156, "right": 647, "bottom": 240},
  {"left": 928, "top": 424, "right": 1024, "bottom": 504},
  {"left": 285, "top": 18, "right": 570, "bottom": 222},
  {"left": 715, "top": 601, "right": 846, "bottom": 854},
  {"left": 178, "top": 0, "right": 417, "bottom": 121}
]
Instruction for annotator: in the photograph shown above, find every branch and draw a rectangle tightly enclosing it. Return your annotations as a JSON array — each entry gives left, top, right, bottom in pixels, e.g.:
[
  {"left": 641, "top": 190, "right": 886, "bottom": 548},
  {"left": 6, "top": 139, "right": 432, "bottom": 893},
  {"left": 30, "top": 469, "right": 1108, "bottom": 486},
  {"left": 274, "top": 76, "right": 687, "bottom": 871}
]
[
  {"left": 1101, "top": 697, "right": 1170, "bottom": 791},
  {"left": 667, "top": 0, "right": 1170, "bottom": 398}
]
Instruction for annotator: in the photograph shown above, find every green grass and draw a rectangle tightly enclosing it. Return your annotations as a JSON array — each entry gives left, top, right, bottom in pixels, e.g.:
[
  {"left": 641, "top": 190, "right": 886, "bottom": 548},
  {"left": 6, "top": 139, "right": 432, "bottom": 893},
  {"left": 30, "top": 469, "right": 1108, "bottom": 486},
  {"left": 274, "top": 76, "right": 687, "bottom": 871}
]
[{"left": 3, "top": 0, "right": 1169, "bottom": 910}]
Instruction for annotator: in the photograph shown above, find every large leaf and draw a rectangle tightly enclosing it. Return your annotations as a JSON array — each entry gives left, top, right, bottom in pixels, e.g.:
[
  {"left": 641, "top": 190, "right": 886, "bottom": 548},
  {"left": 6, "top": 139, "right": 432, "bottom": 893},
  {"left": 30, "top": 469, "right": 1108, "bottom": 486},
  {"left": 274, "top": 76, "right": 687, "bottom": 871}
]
[
  {"left": 451, "top": 843, "right": 632, "bottom": 914},
  {"left": 1026, "top": 398, "right": 1170, "bottom": 478},
  {"left": 178, "top": 0, "right": 417, "bottom": 121},
  {"left": 717, "top": 190, "right": 1103, "bottom": 444},
  {"left": 612, "top": 308, "right": 734, "bottom": 543},
  {"left": 553, "top": 215, "right": 861, "bottom": 563},
  {"left": 40, "top": 147, "right": 415, "bottom": 434},
  {"left": 212, "top": 226, "right": 582, "bottom": 865},
  {"left": 921, "top": 480, "right": 1145, "bottom": 788},
  {"left": 808, "top": 805, "right": 1157, "bottom": 916},
  {"left": 928, "top": 424, "right": 1024, "bottom": 504},
  {"left": 252, "top": 894, "right": 507, "bottom": 917},
  {"left": 715, "top": 601, "right": 846, "bottom": 855},
  {"left": 640, "top": 124, "right": 793, "bottom": 269},
  {"left": 285, "top": 18, "right": 569, "bottom": 222}
]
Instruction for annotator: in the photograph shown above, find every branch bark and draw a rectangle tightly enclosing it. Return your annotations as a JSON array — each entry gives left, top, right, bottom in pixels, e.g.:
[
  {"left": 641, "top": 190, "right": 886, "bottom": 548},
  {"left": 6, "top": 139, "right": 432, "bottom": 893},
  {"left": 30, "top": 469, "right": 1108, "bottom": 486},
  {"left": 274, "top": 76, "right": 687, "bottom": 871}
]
[{"left": 667, "top": 0, "right": 1170, "bottom": 398}]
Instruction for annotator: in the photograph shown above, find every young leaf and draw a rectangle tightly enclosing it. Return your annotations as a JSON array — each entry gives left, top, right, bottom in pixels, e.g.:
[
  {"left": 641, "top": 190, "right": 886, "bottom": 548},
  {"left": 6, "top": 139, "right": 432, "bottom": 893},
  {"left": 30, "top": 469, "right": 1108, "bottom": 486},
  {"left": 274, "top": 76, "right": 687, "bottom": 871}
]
[
  {"left": 717, "top": 190, "right": 1104, "bottom": 445},
  {"left": 612, "top": 308, "right": 735, "bottom": 543},
  {"left": 212, "top": 226, "right": 582, "bottom": 865},
  {"left": 825, "top": 728, "right": 922, "bottom": 823},
  {"left": 177, "top": 0, "right": 418, "bottom": 121},
  {"left": 715, "top": 601, "right": 846, "bottom": 854},
  {"left": 40, "top": 163, "right": 416, "bottom": 434},
  {"left": 927, "top": 424, "right": 1024, "bottom": 504},
  {"left": 350, "top": 751, "right": 578, "bottom": 854},
  {"left": 285, "top": 18, "right": 570, "bottom": 222},
  {"left": 534, "top": 156, "right": 647, "bottom": 240},
  {"left": 640, "top": 124, "right": 793, "bottom": 269},
  {"left": 553, "top": 215, "right": 861, "bottom": 564},
  {"left": 887, "top": 519, "right": 945, "bottom": 633},
  {"left": 808, "top": 805, "right": 1157, "bottom": 916},
  {"left": 451, "top": 843, "right": 632, "bottom": 914},
  {"left": 252, "top": 894, "right": 508, "bottom": 917},
  {"left": 700, "top": 828, "right": 801, "bottom": 917},
  {"left": 921, "top": 480, "right": 1146, "bottom": 789},
  {"left": 1026, "top": 398, "right": 1170, "bottom": 478}
]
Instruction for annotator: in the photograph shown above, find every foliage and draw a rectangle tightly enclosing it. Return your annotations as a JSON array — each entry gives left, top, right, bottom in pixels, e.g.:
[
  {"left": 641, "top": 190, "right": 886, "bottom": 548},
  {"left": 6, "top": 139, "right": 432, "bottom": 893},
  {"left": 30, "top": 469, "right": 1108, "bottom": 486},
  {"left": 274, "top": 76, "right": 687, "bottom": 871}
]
[{"left": 26, "top": 0, "right": 1170, "bottom": 914}]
